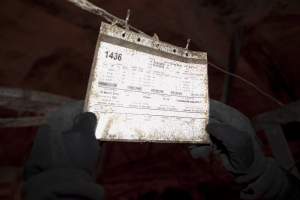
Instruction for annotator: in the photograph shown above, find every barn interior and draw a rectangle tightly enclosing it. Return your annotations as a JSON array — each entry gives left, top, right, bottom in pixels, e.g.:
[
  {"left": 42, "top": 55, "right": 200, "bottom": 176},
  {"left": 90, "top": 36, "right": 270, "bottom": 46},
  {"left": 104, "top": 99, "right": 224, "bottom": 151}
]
[{"left": 0, "top": 0, "right": 300, "bottom": 199}]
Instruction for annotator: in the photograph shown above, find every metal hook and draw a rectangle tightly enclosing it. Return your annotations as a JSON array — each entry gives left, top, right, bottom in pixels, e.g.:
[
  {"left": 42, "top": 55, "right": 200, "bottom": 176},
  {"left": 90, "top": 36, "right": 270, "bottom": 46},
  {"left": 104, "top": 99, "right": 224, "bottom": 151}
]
[
  {"left": 125, "top": 9, "right": 131, "bottom": 30},
  {"left": 125, "top": 9, "right": 131, "bottom": 24},
  {"left": 111, "top": 19, "right": 118, "bottom": 26},
  {"left": 185, "top": 38, "right": 191, "bottom": 49},
  {"left": 153, "top": 33, "right": 159, "bottom": 41},
  {"left": 152, "top": 33, "right": 160, "bottom": 48}
]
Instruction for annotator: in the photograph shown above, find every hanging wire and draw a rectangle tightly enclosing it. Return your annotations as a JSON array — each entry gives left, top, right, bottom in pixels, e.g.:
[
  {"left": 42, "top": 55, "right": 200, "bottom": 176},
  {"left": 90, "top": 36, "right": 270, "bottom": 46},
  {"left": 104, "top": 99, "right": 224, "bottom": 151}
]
[
  {"left": 208, "top": 62, "right": 284, "bottom": 106},
  {"left": 65, "top": 0, "right": 284, "bottom": 106},
  {"left": 65, "top": 0, "right": 150, "bottom": 38}
]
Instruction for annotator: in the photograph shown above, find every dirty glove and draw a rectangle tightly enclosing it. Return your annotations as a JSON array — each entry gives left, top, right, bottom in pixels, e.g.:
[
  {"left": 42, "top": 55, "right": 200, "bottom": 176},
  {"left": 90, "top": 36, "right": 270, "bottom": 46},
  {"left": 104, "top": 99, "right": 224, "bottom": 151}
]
[
  {"left": 23, "top": 101, "right": 104, "bottom": 200},
  {"left": 191, "top": 100, "right": 298, "bottom": 200},
  {"left": 189, "top": 100, "right": 261, "bottom": 172},
  {"left": 206, "top": 122, "right": 297, "bottom": 200},
  {"left": 207, "top": 123, "right": 257, "bottom": 173}
]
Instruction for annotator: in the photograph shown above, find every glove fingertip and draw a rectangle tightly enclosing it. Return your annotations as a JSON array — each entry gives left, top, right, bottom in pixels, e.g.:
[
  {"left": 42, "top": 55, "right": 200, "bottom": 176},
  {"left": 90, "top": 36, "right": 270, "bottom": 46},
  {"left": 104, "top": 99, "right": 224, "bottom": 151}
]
[
  {"left": 73, "top": 112, "right": 98, "bottom": 133},
  {"left": 206, "top": 123, "right": 223, "bottom": 136},
  {"left": 206, "top": 123, "right": 233, "bottom": 144}
]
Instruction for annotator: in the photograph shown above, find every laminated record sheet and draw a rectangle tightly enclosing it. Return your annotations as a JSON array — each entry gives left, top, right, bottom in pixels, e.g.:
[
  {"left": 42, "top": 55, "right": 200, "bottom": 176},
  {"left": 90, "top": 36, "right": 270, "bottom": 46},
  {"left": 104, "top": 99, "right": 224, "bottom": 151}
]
[{"left": 84, "top": 22, "right": 209, "bottom": 143}]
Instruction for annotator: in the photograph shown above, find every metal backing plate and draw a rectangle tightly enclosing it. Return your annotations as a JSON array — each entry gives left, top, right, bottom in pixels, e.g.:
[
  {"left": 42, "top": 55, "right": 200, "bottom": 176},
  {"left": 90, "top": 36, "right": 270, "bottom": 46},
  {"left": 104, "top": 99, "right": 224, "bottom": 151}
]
[{"left": 84, "top": 22, "right": 209, "bottom": 143}]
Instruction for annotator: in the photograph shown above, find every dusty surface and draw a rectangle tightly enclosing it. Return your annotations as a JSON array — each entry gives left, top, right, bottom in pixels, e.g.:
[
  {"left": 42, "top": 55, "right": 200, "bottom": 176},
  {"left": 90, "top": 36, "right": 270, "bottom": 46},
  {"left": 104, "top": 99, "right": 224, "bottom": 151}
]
[{"left": 0, "top": 0, "right": 300, "bottom": 199}]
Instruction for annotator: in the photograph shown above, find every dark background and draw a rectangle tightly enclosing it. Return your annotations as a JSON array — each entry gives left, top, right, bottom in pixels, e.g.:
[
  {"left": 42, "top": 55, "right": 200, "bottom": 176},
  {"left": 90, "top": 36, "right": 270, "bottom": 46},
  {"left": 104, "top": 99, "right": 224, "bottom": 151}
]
[{"left": 0, "top": 0, "right": 300, "bottom": 199}]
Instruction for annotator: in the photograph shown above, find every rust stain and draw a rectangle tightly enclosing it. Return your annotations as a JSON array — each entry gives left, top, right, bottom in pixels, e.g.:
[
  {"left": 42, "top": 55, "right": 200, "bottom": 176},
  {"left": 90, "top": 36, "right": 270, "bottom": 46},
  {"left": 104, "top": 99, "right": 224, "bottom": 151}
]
[
  {"left": 134, "top": 128, "right": 146, "bottom": 140},
  {"left": 102, "top": 117, "right": 113, "bottom": 138}
]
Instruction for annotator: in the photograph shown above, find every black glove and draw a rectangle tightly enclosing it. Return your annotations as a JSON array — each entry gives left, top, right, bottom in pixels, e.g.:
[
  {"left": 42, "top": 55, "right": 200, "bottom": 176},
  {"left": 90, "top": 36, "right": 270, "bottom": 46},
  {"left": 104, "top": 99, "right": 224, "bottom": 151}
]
[
  {"left": 207, "top": 122, "right": 255, "bottom": 173},
  {"left": 23, "top": 101, "right": 104, "bottom": 200},
  {"left": 190, "top": 100, "right": 296, "bottom": 200},
  {"left": 190, "top": 100, "right": 268, "bottom": 175},
  {"left": 62, "top": 112, "right": 100, "bottom": 176},
  {"left": 206, "top": 122, "right": 296, "bottom": 200}
]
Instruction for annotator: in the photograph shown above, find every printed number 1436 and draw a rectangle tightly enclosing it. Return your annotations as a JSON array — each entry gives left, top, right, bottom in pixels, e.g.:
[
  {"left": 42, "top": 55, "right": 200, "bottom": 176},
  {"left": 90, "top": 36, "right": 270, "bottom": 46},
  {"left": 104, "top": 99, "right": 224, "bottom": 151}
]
[{"left": 105, "top": 51, "right": 122, "bottom": 61}]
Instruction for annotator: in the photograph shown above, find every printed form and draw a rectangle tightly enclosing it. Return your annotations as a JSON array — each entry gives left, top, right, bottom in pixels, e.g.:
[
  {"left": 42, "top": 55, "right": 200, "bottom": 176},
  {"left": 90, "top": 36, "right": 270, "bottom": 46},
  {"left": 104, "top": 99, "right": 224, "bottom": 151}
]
[{"left": 85, "top": 23, "right": 209, "bottom": 143}]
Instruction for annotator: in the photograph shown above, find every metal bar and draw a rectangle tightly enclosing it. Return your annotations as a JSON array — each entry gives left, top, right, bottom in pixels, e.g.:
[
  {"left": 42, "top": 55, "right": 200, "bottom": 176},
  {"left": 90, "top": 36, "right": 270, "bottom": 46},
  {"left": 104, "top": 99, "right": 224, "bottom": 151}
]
[
  {"left": 221, "top": 28, "right": 243, "bottom": 103},
  {"left": 0, "top": 87, "right": 73, "bottom": 105},
  {"left": 0, "top": 87, "right": 76, "bottom": 127},
  {"left": 254, "top": 101, "right": 300, "bottom": 127},
  {"left": 0, "top": 117, "right": 46, "bottom": 128},
  {"left": 261, "top": 123, "right": 299, "bottom": 177},
  {"left": 253, "top": 100, "right": 300, "bottom": 178}
]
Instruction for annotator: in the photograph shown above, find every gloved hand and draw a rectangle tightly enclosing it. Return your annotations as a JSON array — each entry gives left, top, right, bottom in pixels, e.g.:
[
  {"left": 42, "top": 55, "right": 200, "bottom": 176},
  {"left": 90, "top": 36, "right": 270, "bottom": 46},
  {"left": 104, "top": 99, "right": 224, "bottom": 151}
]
[
  {"left": 62, "top": 112, "right": 100, "bottom": 176},
  {"left": 190, "top": 100, "right": 267, "bottom": 174},
  {"left": 204, "top": 102, "right": 269, "bottom": 181},
  {"left": 23, "top": 101, "right": 104, "bottom": 200},
  {"left": 207, "top": 122, "right": 255, "bottom": 174},
  {"left": 190, "top": 100, "right": 292, "bottom": 200}
]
